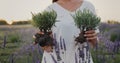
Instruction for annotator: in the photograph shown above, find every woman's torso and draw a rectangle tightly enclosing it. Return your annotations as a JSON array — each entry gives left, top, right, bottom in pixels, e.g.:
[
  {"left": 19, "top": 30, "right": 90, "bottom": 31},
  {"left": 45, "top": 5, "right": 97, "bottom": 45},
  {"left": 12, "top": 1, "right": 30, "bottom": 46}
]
[{"left": 42, "top": 0, "right": 96, "bottom": 63}]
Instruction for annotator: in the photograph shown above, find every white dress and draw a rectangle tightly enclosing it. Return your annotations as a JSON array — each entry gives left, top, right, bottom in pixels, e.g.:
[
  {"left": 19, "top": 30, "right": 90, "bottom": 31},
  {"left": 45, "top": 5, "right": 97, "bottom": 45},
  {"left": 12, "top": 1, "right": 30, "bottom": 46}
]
[{"left": 41, "top": 0, "right": 99, "bottom": 63}]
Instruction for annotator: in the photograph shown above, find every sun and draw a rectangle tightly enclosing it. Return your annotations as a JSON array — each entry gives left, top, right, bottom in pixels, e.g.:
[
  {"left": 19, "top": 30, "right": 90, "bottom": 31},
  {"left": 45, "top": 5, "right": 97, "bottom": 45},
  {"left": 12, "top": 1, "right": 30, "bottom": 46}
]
[{"left": 6, "top": 21, "right": 13, "bottom": 25}]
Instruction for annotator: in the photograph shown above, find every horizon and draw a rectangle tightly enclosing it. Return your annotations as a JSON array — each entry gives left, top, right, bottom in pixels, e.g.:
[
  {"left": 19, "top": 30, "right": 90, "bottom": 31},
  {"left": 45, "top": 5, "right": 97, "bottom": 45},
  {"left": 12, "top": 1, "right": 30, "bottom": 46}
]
[{"left": 0, "top": 0, "right": 120, "bottom": 24}]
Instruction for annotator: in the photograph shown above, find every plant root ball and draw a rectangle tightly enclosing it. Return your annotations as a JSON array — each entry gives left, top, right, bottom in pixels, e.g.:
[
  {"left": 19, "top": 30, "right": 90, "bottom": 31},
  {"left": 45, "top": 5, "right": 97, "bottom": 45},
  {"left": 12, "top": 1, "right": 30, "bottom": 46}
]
[{"left": 34, "top": 32, "right": 54, "bottom": 47}]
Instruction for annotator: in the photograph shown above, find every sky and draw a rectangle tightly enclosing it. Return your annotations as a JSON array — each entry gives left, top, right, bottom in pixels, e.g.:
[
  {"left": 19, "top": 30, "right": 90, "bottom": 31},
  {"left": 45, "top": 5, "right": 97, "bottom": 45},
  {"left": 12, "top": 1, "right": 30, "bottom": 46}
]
[
  {"left": 0, "top": 0, "right": 120, "bottom": 24},
  {"left": 90, "top": 0, "right": 120, "bottom": 22}
]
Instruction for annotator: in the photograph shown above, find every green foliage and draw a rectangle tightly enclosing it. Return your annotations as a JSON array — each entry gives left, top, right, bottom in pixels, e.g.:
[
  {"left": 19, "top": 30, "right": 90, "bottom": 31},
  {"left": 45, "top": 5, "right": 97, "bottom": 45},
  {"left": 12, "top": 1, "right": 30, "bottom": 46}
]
[
  {"left": 0, "top": 25, "right": 35, "bottom": 63},
  {"left": 0, "top": 19, "right": 8, "bottom": 25},
  {"left": 110, "top": 33, "right": 120, "bottom": 42},
  {"left": 0, "top": 44, "right": 19, "bottom": 63},
  {"left": 110, "top": 34, "right": 118, "bottom": 42},
  {"left": 91, "top": 41, "right": 120, "bottom": 63},
  {"left": 8, "top": 33, "right": 21, "bottom": 43},
  {"left": 12, "top": 21, "right": 31, "bottom": 25},
  {"left": 72, "top": 9, "right": 101, "bottom": 30},
  {"left": 107, "top": 20, "right": 120, "bottom": 24},
  {"left": 31, "top": 10, "right": 57, "bottom": 32}
]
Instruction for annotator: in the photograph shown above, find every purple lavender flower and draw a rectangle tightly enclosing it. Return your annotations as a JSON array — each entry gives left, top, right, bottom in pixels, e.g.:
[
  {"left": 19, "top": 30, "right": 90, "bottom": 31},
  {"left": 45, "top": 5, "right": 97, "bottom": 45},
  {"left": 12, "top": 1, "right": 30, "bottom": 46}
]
[
  {"left": 31, "top": 45, "right": 34, "bottom": 52},
  {"left": 37, "top": 60, "right": 40, "bottom": 63},
  {"left": 37, "top": 45, "right": 43, "bottom": 55},
  {"left": 113, "top": 41, "right": 120, "bottom": 53}
]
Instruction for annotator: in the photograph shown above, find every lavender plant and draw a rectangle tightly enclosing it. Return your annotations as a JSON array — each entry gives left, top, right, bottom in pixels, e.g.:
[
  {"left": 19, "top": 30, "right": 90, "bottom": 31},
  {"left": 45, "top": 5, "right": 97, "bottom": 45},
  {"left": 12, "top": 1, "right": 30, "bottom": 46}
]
[
  {"left": 31, "top": 10, "right": 57, "bottom": 33},
  {"left": 72, "top": 9, "right": 101, "bottom": 43},
  {"left": 31, "top": 10, "right": 57, "bottom": 47}
]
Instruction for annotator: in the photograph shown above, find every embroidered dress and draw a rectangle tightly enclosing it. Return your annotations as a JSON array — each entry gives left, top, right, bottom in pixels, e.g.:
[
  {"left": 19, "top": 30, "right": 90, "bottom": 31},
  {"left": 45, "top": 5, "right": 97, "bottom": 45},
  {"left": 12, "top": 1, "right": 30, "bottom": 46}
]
[{"left": 41, "top": 0, "right": 99, "bottom": 63}]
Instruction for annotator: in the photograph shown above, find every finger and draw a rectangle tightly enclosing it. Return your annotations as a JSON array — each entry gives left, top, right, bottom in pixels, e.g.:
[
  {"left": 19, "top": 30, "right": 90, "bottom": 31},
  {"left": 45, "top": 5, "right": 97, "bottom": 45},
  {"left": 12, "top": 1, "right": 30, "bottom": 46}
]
[
  {"left": 84, "top": 33, "right": 97, "bottom": 37},
  {"left": 38, "top": 31, "right": 44, "bottom": 34},
  {"left": 85, "top": 30, "right": 95, "bottom": 34},
  {"left": 86, "top": 36, "right": 97, "bottom": 40}
]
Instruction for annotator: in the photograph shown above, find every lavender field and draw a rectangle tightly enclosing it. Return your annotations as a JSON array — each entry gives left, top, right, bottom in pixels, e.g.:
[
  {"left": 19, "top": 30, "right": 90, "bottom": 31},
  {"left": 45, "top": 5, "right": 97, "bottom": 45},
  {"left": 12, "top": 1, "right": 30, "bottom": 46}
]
[
  {"left": 92, "top": 23, "right": 120, "bottom": 63},
  {"left": 0, "top": 25, "right": 41, "bottom": 63},
  {"left": 0, "top": 23, "right": 120, "bottom": 63}
]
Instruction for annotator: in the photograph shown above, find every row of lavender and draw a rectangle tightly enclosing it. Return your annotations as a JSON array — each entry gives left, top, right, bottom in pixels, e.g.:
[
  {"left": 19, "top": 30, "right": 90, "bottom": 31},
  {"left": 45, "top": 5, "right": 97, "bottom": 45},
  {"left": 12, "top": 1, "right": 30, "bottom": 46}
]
[
  {"left": 8, "top": 44, "right": 43, "bottom": 63},
  {"left": 0, "top": 25, "right": 40, "bottom": 63},
  {"left": 91, "top": 23, "right": 120, "bottom": 63},
  {"left": 3, "top": 23, "right": 120, "bottom": 63}
]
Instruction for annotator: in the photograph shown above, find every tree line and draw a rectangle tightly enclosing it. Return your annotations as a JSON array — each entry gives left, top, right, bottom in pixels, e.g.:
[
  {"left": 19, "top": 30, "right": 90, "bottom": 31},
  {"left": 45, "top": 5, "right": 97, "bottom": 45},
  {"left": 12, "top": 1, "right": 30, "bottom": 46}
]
[{"left": 0, "top": 19, "right": 31, "bottom": 25}]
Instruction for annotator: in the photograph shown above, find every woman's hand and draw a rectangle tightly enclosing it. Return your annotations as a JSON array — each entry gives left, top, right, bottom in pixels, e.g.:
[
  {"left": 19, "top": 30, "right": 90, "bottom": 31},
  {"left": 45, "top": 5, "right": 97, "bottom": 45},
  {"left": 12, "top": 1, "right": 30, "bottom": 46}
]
[
  {"left": 84, "top": 30, "right": 97, "bottom": 46},
  {"left": 33, "top": 31, "right": 53, "bottom": 53}
]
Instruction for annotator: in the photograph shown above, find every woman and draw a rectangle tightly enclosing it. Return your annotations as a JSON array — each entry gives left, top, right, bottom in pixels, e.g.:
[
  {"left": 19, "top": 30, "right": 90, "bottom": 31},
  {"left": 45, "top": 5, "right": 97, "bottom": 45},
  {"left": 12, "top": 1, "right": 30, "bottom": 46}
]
[{"left": 40, "top": 0, "right": 99, "bottom": 63}]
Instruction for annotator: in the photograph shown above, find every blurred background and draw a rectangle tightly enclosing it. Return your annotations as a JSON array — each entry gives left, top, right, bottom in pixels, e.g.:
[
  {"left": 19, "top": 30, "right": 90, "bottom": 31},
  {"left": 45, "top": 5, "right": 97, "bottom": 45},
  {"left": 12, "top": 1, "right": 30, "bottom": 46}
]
[
  {"left": 0, "top": 0, "right": 120, "bottom": 24},
  {"left": 0, "top": 0, "right": 120, "bottom": 63}
]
